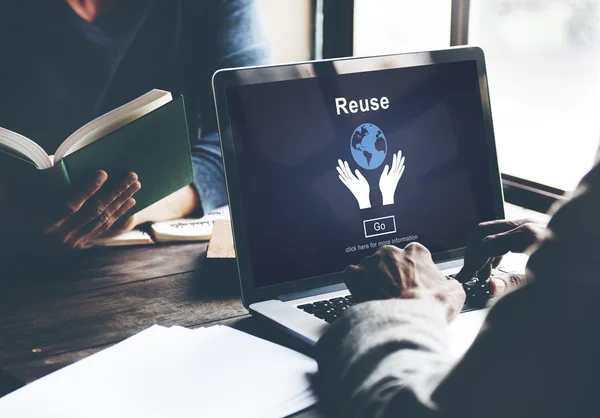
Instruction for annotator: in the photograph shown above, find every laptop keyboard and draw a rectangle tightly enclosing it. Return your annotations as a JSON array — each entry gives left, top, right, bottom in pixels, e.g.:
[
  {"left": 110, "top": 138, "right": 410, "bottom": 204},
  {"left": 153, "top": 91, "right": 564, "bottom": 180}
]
[
  {"left": 447, "top": 274, "right": 492, "bottom": 302},
  {"left": 297, "top": 296, "right": 356, "bottom": 324},
  {"left": 448, "top": 274, "right": 492, "bottom": 312},
  {"left": 297, "top": 276, "right": 492, "bottom": 324}
]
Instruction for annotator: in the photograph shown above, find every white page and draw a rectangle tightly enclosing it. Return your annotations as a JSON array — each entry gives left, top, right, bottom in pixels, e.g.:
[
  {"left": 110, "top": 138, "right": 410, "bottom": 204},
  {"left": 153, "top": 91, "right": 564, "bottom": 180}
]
[
  {"left": 0, "top": 127, "right": 52, "bottom": 169},
  {"left": 0, "top": 325, "right": 172, "bottom": 418},
  {"left": 448, "top": 309, "right": 488, "bottom": 357},
  {"left": 261, "top": 389, "right": 317, "bottom": 418},
  {"left": 168, "top": 325, "right": 195, "bottom": 334},
  {"left": 54, "top": 90, "right": 172, "bottom": 163},
  {"left": 151, "top": 205, "right": 231, "bottom": 242},
  {"left": 89, "top": 229, "right": 154, "bottom": 247},
  {"left": 186, "top": 326, "right": 317, "bottom": 418},
  {"left": 0, "top": 325, "right": 317, "bottom": 418}
]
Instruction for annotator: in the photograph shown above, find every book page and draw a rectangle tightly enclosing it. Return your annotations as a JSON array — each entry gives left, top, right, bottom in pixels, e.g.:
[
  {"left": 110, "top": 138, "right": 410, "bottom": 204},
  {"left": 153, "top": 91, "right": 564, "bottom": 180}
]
[
  {"left": 88, "top": 207, "right": 231, "bottom": 247},
  {"left": 54, "top": 90, "right": 172, "bottom": 163},
  {"left": 0, "top": 127, "right": 53, "bottom": 169},
  {"left": 89, "top": 230, "right": 155, "bottom": 247},
  {"left": 151, "top": 206, "right": 230, "bottom": 243}
]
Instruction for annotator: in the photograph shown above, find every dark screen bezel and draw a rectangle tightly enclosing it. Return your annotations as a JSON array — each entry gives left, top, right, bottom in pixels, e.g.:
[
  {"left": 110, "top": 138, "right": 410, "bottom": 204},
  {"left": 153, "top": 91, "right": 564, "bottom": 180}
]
[{"left": 212, "top": 47, "right": 505, "bottom": 307}]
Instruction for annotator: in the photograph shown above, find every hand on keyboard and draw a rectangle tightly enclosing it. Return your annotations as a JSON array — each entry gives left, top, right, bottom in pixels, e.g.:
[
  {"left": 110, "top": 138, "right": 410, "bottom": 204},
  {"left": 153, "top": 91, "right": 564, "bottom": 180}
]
[
  {"left": 447, "top": 273, "right": 492, "bottom": 307},
  {"left": 447, "top": 271, "right": 528, "bottom": 307},
  {"left": 342, "top": 244, "right": 465, "bottom": 320},
  {"left": 456, "top": 219, "right": 543, "bottom": 283}
]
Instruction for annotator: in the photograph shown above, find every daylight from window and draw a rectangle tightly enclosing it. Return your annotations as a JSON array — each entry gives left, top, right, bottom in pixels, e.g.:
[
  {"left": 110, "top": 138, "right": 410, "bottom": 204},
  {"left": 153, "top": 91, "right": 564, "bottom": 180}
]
[
  {"left": 355, "top": 0, "right": 600, "bottom": 191},
  {"left": 471, "top": 0, "right": 600, "bottom": 190},
  {"left": 354, "top": 0, "right": 452, "bottom": 56}
]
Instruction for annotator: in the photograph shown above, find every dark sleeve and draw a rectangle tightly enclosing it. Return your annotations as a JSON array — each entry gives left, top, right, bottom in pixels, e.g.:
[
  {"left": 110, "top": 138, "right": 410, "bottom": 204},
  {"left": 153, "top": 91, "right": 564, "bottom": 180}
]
[
  {"left": 187, "top": 0, "right": 270, "bottom": 215},
  {"left": 316, "top": 237, "right": 600, "bottom": 418},
  {"left": 315, "top": 280, "right": 592, "bottom": 418},
  {"left": 314, "top": 298, "right": 455, "bottom": 418},
  {"left": 316, "top": 162, "right": 600, "bottom": 418}
]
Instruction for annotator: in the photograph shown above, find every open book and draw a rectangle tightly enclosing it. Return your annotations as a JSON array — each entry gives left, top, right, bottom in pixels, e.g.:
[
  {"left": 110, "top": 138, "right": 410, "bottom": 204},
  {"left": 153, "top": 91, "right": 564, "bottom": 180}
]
[
  {"left": 90, "top": 206, "right": 231, "bottom": 247},
  {"left": 0, "top": 89, "right": 193, "bottom": 215}
]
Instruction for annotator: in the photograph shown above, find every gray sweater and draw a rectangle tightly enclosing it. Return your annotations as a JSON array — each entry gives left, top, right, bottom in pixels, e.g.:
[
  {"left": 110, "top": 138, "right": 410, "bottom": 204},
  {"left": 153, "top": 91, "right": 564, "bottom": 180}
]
[{"left": 315, "top": 163, "right": 600, "bottom": 418}]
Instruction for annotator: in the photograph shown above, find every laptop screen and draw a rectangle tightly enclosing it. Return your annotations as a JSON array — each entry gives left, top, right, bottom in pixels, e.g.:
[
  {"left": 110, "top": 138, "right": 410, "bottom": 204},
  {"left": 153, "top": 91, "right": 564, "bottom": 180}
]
[{"left": 225, "top": 60, "right": 498, "bottom": 288}]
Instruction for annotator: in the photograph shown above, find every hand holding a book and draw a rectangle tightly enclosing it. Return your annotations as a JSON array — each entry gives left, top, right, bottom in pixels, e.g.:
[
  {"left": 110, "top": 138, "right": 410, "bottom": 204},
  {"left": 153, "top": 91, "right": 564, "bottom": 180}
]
[
  {"left": 0, "top": 170, "right": 141, "bottom": 253},
  {"left": 42, "top": 170, "right": 141, "bottom": 249}
]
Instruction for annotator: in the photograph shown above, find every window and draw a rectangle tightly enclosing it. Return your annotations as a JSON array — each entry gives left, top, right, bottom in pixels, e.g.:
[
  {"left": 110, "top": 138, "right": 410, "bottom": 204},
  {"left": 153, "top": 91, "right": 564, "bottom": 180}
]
[
  {"left": 354, "top": 0, "right": 452, "bottom": 56},
  {"left": 258, "top": 0, "right": 313, "bottom": 63},
  {"left": 316, "top": 0, "right": 600, "bottom": 204},
  {"left": 469, "top": 0, "right": 600, "bottom": 191}
]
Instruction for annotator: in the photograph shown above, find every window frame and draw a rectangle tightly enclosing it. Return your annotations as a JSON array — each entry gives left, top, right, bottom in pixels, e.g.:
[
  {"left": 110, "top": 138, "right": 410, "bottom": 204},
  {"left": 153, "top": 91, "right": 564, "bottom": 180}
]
[{"left": 313, "top": 0, "right": 572, "bottom": 212}]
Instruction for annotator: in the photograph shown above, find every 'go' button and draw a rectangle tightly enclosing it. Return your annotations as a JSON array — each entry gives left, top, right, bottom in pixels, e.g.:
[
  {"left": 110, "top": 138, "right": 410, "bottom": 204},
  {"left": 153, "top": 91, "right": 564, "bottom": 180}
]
[{"left": 363, "top": 216, "right": 396, "bottom": 238}]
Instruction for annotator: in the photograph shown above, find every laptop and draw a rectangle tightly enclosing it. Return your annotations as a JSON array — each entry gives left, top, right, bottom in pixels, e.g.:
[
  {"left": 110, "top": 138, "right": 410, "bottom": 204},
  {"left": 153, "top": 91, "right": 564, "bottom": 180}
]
[{"left": 212, "top": 47, "right": 505, "bottom": 345}]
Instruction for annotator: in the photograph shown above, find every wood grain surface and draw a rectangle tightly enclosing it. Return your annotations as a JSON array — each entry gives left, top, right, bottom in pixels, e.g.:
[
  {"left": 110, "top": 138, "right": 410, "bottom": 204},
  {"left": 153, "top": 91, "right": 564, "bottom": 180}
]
[{"left": 0, "top": 242, "right": 311, "bottom": 399}]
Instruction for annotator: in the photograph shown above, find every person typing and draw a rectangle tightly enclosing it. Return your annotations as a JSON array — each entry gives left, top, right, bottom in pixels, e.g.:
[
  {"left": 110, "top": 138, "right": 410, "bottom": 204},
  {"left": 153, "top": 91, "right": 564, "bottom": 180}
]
[{"left": 315, "top": 162, "right": 600, "bottom": 418}]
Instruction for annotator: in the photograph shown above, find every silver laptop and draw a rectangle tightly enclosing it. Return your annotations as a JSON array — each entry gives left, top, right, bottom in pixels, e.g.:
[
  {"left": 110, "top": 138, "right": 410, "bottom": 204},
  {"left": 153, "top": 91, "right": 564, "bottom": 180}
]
[{"left": 212, "top": 47, "right": 504, "bottom": 344}]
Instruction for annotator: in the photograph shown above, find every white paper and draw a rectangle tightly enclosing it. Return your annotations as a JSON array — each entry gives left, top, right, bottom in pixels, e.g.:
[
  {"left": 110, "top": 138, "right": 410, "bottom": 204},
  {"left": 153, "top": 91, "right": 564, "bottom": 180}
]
[
  {"left": 448, "top": 309, "right": 489, "bottom": 357},
  {"left": 0, "top": 325, "right": 317, "bottom": 418},
  {"left": 261, "top": 389, "right": 317, "bottom": 418}
]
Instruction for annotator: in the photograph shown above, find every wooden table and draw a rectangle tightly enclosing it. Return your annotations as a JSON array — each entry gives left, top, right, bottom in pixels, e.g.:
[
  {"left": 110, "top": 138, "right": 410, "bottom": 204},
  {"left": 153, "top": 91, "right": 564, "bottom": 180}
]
[{"left": 0, "top": 243, "right": 319, "bottom": 416}]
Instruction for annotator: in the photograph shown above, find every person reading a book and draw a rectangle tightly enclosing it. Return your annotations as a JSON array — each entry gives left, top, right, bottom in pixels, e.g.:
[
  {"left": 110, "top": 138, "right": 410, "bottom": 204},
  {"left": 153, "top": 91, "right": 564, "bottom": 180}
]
[
  {"left": 0, "top": 0, "right": 268, "bottom": 254},
  {"left": 315, "top": 162, "right": 600, "bottom": 417}
]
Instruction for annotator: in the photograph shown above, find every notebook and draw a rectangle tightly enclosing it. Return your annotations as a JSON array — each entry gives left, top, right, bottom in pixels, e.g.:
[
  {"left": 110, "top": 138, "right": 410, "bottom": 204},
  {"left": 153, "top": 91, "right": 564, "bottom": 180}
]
[{"left": 89, "top": 206, "right": 231, "bottom": 247}]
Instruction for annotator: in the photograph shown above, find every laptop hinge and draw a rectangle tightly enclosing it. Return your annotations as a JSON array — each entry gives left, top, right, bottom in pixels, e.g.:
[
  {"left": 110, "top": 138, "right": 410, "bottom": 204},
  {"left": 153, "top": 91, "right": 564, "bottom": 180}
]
[
  {"left": 279, "top": 282, "right": 347, "bottom": 302},
  {"left": 436, "top": 258, "right": 464, "bottom": 271}
]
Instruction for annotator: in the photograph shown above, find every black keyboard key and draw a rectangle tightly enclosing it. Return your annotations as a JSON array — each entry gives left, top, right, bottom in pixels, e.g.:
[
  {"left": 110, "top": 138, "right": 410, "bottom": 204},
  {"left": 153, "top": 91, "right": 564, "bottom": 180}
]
[
  {"left": 297, "top": 294, "right": 361, "bottom": 323},
  {"left": 464, "top": 279, "right": 493, "bottom": 306}
]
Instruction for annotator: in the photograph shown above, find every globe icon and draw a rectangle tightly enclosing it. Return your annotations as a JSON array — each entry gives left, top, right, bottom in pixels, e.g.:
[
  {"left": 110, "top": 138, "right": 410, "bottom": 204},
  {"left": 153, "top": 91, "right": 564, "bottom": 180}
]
[{"left": 350, "top": 123, "right": 388, "bottom": 170}]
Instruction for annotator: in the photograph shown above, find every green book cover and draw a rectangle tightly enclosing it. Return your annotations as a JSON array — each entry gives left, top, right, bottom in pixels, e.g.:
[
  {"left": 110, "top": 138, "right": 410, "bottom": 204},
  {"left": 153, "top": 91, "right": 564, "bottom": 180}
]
[
  {"left": 0, "top": 150, "right": 70, "bottom": 191},
  {"left": 0, "top": 96, "right": 193, "bottom": 216}
]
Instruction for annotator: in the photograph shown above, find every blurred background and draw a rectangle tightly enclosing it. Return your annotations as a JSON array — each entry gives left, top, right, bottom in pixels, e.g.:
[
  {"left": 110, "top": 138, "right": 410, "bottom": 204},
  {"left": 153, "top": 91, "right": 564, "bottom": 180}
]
[{"left": 258, "top": 0, "right": 600, "bottom": 209}]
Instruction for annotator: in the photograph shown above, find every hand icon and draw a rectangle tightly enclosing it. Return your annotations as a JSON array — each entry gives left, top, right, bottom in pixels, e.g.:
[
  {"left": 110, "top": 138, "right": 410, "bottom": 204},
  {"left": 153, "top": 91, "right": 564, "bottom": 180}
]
[
  {"left": 379, "top": 150, "right": 405, "bottom": 206},
  {"left": 336, "top": 159, "right": 372, "bottom": 210}
]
